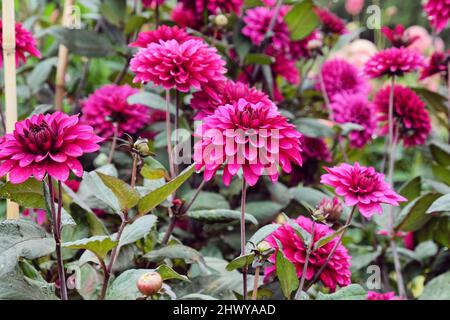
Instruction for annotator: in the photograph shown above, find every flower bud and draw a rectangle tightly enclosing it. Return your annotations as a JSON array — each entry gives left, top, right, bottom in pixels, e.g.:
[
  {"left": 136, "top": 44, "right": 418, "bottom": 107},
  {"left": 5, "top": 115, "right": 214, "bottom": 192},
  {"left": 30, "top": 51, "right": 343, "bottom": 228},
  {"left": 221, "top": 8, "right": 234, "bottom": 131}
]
[
  {"left": 257, "top": 240, "right": 272, "bottom": 253},
  {"left": 137, "top": 272, "right": 163, "bottom": 296},
  {"left": 317, "top": 197, "right": 342, "bottom": 223},
  {"left": 134, "top": 138, "right": 151, "bottom": 157},
  {"left": 214, "top": 14, "right": 228, "bottom": 27}
]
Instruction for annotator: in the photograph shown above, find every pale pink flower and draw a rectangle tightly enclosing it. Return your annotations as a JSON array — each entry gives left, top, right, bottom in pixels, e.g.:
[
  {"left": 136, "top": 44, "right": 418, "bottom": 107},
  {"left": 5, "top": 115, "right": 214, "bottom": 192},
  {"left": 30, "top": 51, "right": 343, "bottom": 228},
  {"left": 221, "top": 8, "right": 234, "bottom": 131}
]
[{"left": 345, "top": 0, "right": 364, "bottom": 16}]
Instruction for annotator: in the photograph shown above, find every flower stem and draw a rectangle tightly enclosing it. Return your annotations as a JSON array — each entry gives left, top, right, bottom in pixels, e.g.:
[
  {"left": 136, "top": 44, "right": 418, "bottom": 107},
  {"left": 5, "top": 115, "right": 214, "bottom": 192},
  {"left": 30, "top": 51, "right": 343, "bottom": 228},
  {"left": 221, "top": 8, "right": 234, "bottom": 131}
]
[
  {"left": 447, "top": 62, "right": 450, "bottom": 144},
  {"left": 252, "top": 266, "right": 260, "bottom": 300},
  {"left": 48, "top": 177, "right": 68, "bottom": 300},
  {"left": 295, "top": 221, "right": 315, "bottom": 299},
  {"left": 107, "top": 123, "right": 119, "bottom": 164},
  {"left": 305, "top": 206, "right": 356, "bottom": 291},
  {"left": 165, "top": 90, "right": 175, "bottom": 179},
  {"left": 240, "top": 179, "right": 248, "bottom": 300},
  {"left": 161, "top": 210, "right": 176, "bottom": 245}
]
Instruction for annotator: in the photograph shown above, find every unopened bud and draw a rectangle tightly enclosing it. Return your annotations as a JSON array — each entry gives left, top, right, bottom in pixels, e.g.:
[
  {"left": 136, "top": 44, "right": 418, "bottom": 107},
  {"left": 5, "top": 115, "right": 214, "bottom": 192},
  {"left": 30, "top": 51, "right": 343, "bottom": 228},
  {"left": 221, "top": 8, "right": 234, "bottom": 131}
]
[
  {"left": 317, "top": 197, "right": 342, "bottom": 222},
  {"left": 134, "top": 138, "right": 151, "bottom": 157},
  {"left": 137, "top": 272, "right": 163, "bottom": 296},
  {"left": 257, "top": 240, "right": 272, "bottom": 253},
  {"left": 214, "top": 14, "right": 228, "bottom": 27}
]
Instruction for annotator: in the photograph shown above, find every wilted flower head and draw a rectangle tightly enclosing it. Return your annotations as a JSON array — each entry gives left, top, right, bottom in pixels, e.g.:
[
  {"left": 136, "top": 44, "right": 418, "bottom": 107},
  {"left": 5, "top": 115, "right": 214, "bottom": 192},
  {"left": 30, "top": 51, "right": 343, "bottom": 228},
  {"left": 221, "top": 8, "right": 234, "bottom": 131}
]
[
  {"left": 191, "top": 80, "right": 274, "bottom": 120},
  {"left": 130, "top": 25, "right": 194, "bottom": 48},
  {"left": 0, "top": 20, "right": 41, "bottom": 67},
  {"left": 130, "top": 39, "right": 227, "bottom": 92},
  {"left": 345, "top": 0, "right": 364, "bottom": 16},
  {"left": 364, "top": 47, "right": 424, "bottom": 78},
  {"left": 374, "top": 85, "right": 431, "bottom": 148},
  {"left": 242, "top": 6, "right": 290, "bottom": 50},
  {"left": 367, "top": 291, "right": 400, "bottom": 300},
  {"left": 194, "top": 98, "right": 303, "bottom": 186},
  {"left": 318, "top": 58, "right": 369, "bottom": 99},
  {"left": 330, "top": 93, "right": 376, "bottom": 148},
  {"left": 81, "top": 85, "right": 151, "bottom": 139},
  {"left": 264, "top": 216, "right": 352, "bottom": 291},
  {"left": 321, "top": 162, "right": 407, "bottom": 219},
  {"left": 0, "top": 112, "right": 102, "bottom": 183},
  {"left": 424, "top": 0, "right": 450, "bottom": 33},
  {"left": 314, "top": 8, "right": 347, "bottom": 35},
  {"left": 381, "top": 24, "right": 419, "bottom": 48},
  {"left": 420, "top": 51, "right": 449, "bottom": 80}
]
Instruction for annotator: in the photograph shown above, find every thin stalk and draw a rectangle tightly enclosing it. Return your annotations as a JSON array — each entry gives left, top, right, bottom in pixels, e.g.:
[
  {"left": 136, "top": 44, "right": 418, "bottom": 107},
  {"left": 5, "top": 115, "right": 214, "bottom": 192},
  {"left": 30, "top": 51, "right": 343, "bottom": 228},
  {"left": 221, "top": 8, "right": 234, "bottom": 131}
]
[
  {"left": 295, "top": 221, "right": 315, "bottom": 299},
  {"left": 447, "top": 62, "right": 450, "bottom": 143},
  {"left": 174, "top": 91, "right": 181, "bottom": 176},
  {"left": 48, "top": 177, "right": 68, "bottom": 300},
  {"left": 305, "top": 206, "right": 356, "bottom": 290},
  {"left": 0, "top": 103, "right": 6, "bottom": 133},
  {"left": 107, "top": 123, "right": 119, "bottom": 164},
  {"left": 161, "top": 212, "right": 176, "bottom": 245},
  {"left": 113, "top": 56, "right": 131, "bottom": 85},
  {"left": 130, "top": 153, "right": 138, "bottom": 189},
  {"left": 240, "top": 180, "right": 248, "bottom": 300},
  {"left": 98, "top": 259, "right": 109, "bottom": 300},
  {"left": 252, "top": 266, "right": 260, "bottom": 300},
  {"left": 165, "top": 90, "right": 175, "bottom": 179},
  {"left": 182, "top": 180, "right": 206, "bottom": 214},
  {"left": 155, "top": 3, "right": 160, "bottom": 26}
]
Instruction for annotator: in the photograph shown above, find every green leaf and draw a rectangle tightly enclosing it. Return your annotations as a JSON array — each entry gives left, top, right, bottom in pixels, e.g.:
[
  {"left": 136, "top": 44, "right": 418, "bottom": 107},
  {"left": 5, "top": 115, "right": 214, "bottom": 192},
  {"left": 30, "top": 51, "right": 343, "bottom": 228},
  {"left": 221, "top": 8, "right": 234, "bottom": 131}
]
[
  {"left": 180, "top": 293, "right": 218, "bottom": 300},
  {"left": 97, "top": 172, "right": 140, "bottom": 211},
  {"left": 284, "top": 214, "right": 311, "bottom": 244},
  {"left": 294, "top": 118, "right": 334, "bottom": 138},
  {"left": 47, "top": 27, "right": 113, "bottom": 57},
  {"left": 82, "top": 171, "right": 122, "bottom": 213},
  {"left": 226, "top": 253, "right": 255, "bottom": 271},
  {"left": 233, "top": 19, "right": 251, "bottom": 63},
  {"left": 398, "top": 176, "right": 421, "bottom": 205},
  {"left": 27, "top": 57, "right": 57, "bottom": 92},
  {"left": 246, "top": 224, "right": 280, "bottom": 252},
  {"left": 426, "top": 194, "right": 450, "bottom": 214},
  {"left": 0, "top": 179, "right": 45, "bottom": 209},
  {"left": 244, "top": 53, "right": 274, "bottom": 65},
  {"left": 100, "top": 0, "right": 127, "bottom": 27},
  {"left": 124, "top": 16, "right": 147, "bottom": 34},
  {"left": 313, "top": 226, "right": 346, "bottom": 250},
  {"left": 316, "top": 284, "right": 367, "bottom": 300},
  {"left": 182, "top": 191, "right": 230, "bottom": 211},
  {"left": 275, "top": 249, "right": 299, "bottom": 299},
  {"left": 141, "top": 164, "right": 167, "bottom": 181},
  {"left": 395, "top": 193, "right": 442, "bottom": 232},
  {"left": 118, "top": 215, "right": 158, "bottom": 247},
  {"left": 156, "top": 265, "right": 190, "bottom": 282},
  {"left": 42, "top": 181, "right": 76, "bottom": 228},
  {"left": 105, "top": 269, "right": 152, "bottom": 300},
  {"left": 245, "top": 201, "right": 283, "bottom": 223},
  {"left": 127, "top": 91, "right": 176, "bottom": 114},
  {"left": 419, "top": 271, "right": 450, "bottom": 300},
  {"left": 62, "top": 235, "right": 118, "bottom": 260},
  {"left": 430, "top": 140, "right": 450, "bottom": 166},
  {"left": 187, "top": 209, "right": 258, "bottom": 225},
  {"left": 284, "top": 0, "right": 320, "bottom": 41},
  {"left": 0, "top": 219, "right": 55, "bottom": 277},
  {"left": 138, "top": 164, "right": 195, "bottom": 214},
  {"left": 432, "top": 164, "right": 450, "bottom": 185},
  {"left": 411, "top": 87, "right": 448, "bottom": 116},
  {"left": 143, "top": 244, "right": 205, "bottom": 266}
]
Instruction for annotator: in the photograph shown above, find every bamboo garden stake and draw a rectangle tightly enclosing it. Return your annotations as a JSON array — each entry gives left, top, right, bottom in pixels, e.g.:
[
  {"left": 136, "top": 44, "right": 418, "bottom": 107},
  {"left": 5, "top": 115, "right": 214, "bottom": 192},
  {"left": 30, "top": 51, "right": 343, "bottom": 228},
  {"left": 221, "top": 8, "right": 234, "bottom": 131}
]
[
  {"left": 2, "top": 0, "right": 20, "bottom": 220},
  {"left": 54, "top": 0, "right": 74, "bottom": 110}
]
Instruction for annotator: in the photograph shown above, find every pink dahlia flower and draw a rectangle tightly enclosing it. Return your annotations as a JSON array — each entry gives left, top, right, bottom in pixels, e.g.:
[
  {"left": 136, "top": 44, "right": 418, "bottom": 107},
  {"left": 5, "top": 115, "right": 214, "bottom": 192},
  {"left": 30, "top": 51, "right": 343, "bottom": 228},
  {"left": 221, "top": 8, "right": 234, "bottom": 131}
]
[
  {"left": 315, "top": 8, "right": 347, "bottom": 35},
  {"left": 0, "top": 20, "right": 41, "bottom": 67},
  {"left": 130, "top": 39, "right": 227, "bottom": 92},
  {"left": 130, "top": 25, "right": 194, "bottom": 48},
  {"left": 374, "top": 85, "right": 431, "bottom": 148},
  {"left": 269, "top": 48, "right": 301, "bottom": 85},
  {"left": 381, "top": 24, "right": 420, "bottom": 48},
  {"left": 289, "top": 30, "right": 321, "bottom": 60},
  {"left": 345, "top": 0, "right": 364, "bottom": 16},
  {"left": 320, "top": 162, "right": 407, "bottom": 219},
  {"left": 264, "top": 216, "right": 352, "bottom": 291},
  {"left": 191, "top": 80, "right": 274, "bottom": 120},
  {"left": 194, "top": 98, "right": 303, "bottom": 186},
  {"left": 81, "top": 84, "right": 151, "bottom": 139},
  {"left": 367, "top": 291, "right": 400, "bottom": 300},
  {"left": 180, "top": 0, "right": 243, "bottom": 15},
  {"left": 242, "top": 6, "right": 290, "bottom": 50},
  {"left": 420, "top": 51, "right": 449, "bottom": 80},
  {"left": 364, "top": 47, "right": 424, "bottom": 79},
  {"left": 142, "top": 0, "right": 164, "bottom": 8},
  {"left": 424, "top": 0, "right": 450, "bottom": 33},
  {"left": 171, "top": 3, "right": 200, "bottom": 29},
  {"left": 318, "top": 58, "right": 369, "bottom": 99},
  {"left": 330, "top": 93, "right": 376, "bottom": 148},
  {"left": 0, "top": 112, "right": 102, "bottom": 184}
]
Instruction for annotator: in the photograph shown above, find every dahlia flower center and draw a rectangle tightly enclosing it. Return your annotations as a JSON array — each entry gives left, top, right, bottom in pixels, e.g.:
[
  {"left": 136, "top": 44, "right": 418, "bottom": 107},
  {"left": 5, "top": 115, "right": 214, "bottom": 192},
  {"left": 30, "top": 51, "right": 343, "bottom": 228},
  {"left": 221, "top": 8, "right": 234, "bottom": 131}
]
[
  {"left": 351, "top": 173, "right": 376, "bottom": 193},
  {"left": 27, "top": 122, "right": 53, "bottom": 152}
]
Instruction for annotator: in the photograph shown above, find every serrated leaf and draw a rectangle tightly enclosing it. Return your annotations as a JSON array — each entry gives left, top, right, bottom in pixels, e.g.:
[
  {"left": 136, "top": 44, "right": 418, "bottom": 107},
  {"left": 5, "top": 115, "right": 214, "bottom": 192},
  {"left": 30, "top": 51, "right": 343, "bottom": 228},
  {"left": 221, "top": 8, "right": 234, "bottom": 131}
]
[
  {"left": 226, "top": 253, "right": 255, "bottom": 271},
  {"left": 395, "top": 193, "right": 441, "bottom": 232},
  {"left": 187, "top": 209, "right": 258, "bottom": 225},
  {"left": 118, "top": 215, "right": 158, "bottom": 247},
  {"left": 143, "top": 244, "right": 205, "bottom": 266},
  {"left": 246, "top": 223, "right": 280, "bottom": 252},
  {"left": 0, "top": 219, "right": 55, "bottom": 277},
  {"left": 138, "top": 164, "right": 195, "bottom": 215},
  {"left": 316, "top": 284, "right": 367, "bottom": 300},
  {"left": 62, "top": 235, "right": 118, "bottom": 259},
  {"left": 97, "top": 172, "right": 139, "bottom": 211},
  {"left": 426, "top": 194, "right": 450, "bottom": 214},
  {"left": 398, "top": 176, "right": 421, "bottom": 205},
  {"left": 82, "top": 171, "right": 122, "bottom": 213},
  {"left": 0, "top": 179, "right": 45, "bottom": 209},
  {"left": 156, "top": 265, "right": 190, "bottom": 282},
  {"left": 284, "top": 0, "right": 320, "bottom": 41},
  {"left": 275, "top": 249, "right": 299, "bottom": 299},
  {"left": 245, "top": 201, "right": 283, "bottom": 223}
]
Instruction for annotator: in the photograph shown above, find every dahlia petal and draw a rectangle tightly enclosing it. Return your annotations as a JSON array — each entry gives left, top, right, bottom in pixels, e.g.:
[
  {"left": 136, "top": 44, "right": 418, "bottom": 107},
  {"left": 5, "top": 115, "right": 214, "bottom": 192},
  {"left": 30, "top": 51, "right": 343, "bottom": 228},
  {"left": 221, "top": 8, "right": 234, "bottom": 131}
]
[
  {"left": 47, "top": 162, "right": 70, "bottom": 181},
  {"left": 9, "top": 166, "right": 32, "bottom": 184}
]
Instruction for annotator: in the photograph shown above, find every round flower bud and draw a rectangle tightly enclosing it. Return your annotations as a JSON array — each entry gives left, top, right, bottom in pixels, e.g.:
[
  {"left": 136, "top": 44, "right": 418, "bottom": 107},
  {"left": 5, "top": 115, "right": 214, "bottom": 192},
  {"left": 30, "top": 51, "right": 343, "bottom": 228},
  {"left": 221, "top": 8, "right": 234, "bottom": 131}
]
[
  {"left": 137, "top": 272, "right": 163, "bottom": 296},
  {"left": 317, "top": 197, "right": 343, "bottom": 223},
  {"left": 257, "top": 240, "right": 272, "bottom": 253},
  {"left": 214, "top": 14, "right": 228, "bottom": 27},
  {"left": 134, "top": 137, "right": 151, "bottom": 156}
]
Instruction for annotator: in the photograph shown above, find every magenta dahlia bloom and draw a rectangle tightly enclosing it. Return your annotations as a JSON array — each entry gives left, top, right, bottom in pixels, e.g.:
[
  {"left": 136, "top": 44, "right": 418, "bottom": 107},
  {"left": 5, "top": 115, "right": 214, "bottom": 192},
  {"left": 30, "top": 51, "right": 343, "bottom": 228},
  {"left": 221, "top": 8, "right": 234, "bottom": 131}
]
[
  {"left": 269, "top": 49, "right": 301, "bottom": 85},
  {"left": 242, "top": 6, "right": 290, "bottom": 50},
  {"left": 0, "top": 20, "right": 41, "bottom": 67},
  {"left": 315, "top": 8, "right": 347, "bottom": 35},
  {"left": 171, "top": 3, "right": 200, "bottom": 29},
  {"left": 381, "top": 25, "right": 420, "bottom": 48},
  {"left": 364, "top": 47, "right": 424, "bottom": 78},
  {"left": 367, "top": 291, "right": 400, "bottom": 300},
  {"left": 130, "top": 25, "right": 194, "bottom": 48},
  {"left": 420, "top": 51, "right": 449, "bottom": 80},
  {"left": 142, "top": 0, "right": 164, "bottom": 7},
  {"left": 180, "top": 0, "right": 243, "bottom": 15},
  {"left": 81, "top": 84, "right": 151, "bottom": 139},
  {"left": 424, "top": 0, "right": 450, "bottom": 33},
  {"left": 330, "top": 93, "right": 376, "bottom": 148},
  {"left": 374, "top": 85, "right": 431, "bottom": 148},
  {"left": 191, "top": 80, "right": 274, "bottom": 120},
  {"left": 318, "top": 59, "right": 369, "bottom": 99},
  {"left": 194, "top": 99, "right": 303, "bottom": 186},
  {"left": 264, "top": 216, "right": 352, "bottom": 291},
  {"left": 321, "top": 162, "right": 407, "bottom": 219},
  {"left": 0, "top": 112, "right": 102, "bottom": 184},
  {"left": 130, "top": 39, "right": 227, "bottom": 92},
  {"left": 289, "top": 30, "right": 321, "bottom": 60}
]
